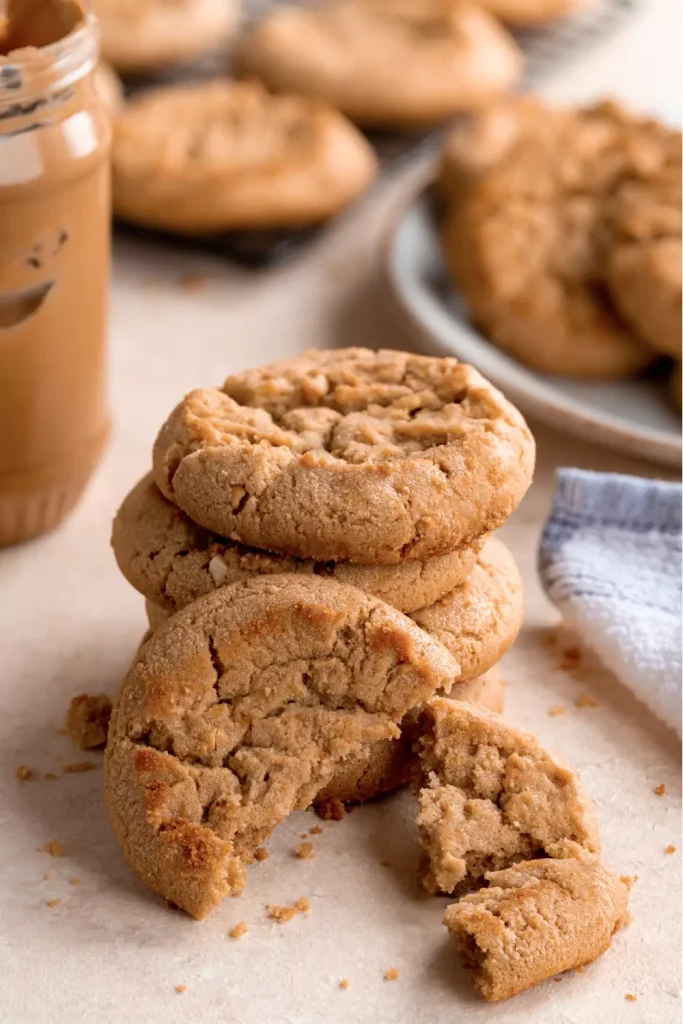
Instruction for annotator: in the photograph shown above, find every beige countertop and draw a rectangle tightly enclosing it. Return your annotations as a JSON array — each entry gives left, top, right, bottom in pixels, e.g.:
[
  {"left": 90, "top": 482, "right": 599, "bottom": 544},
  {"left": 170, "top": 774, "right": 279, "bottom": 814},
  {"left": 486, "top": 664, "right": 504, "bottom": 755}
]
[{"left": 0, "top": 3, "right": 680, "bottom": 1021}]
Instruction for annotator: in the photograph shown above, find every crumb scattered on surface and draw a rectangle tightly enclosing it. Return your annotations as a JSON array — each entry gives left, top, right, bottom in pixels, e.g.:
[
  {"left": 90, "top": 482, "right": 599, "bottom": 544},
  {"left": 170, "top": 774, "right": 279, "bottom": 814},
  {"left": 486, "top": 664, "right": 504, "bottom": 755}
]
[
  {"left": 63, "top": 761, "right": 97, "bottom": 774},
  {"left": 177, "top": 271, "right": 211, "bottom": 292},
  {"left": 655, "top": 784, "right": 666, "bottom": 796},
  {"left": 575, "top": 965, "right": 585, "bottom": 974},
  {"left": 300, "top": 832, "right": 308, "bottom": 839},
  {"left": 575, "top": 693, "right": 599, "bottom": 708},
  {"left": 339, "top": 979, "right": 350, "bottom": 990},
  {"left": 175, "top": 985, "right": 186, "bottom": 994},
  {"left": 548, "top": 705, "right": 565, "bottom": 717},
  {"left": 620, "top": 875, "right": 638, "bottom": 889},
  {"left": 554, "top": 976, "right": 563, "bottom": 983},
  {"left": 69, "top": 878, "right": 82, "bottom": 886},
  {"left": 625, "top": 994, "right": 637, "bottom": 1002},
  {"left": 384, "top": 968, "right": 400, "bottom": 981},
  {"left": 253, "top": 847, "right": 268, "bottom": 862},
  {"left": 47, "top": 899, "right": 61, "bottom": 908},
  {"left": 44, "top": 772, "right": 59, "bottom": 781},
  {"left": 44, "top": 873, "right": 53, "bottom": 882},
  {"left": 665, "top": 845, "right": 676, "bottom": 855},
  {"left": 310, "top": 826, "right": 323, "bottom": 835},
  {"left": 14, "top": 765, "right": 33, "bottom": 781},
  {"left": 41, "top": 839, "right": 65, "bottom": 857},
  {"left": 229, "top": 921, "right": 248, "bottom": 940},
  {"left": 66, "top": 693, "right": 112, "bottom": 749},
  {"left": 315, "top": 798, "right": 346, "bottom": 821},
  {"left": 296, "top": 842, "right": 315, "bottom": 860},
  {"left": 267, "top": 898, "right": 310, "bottom": 923}
]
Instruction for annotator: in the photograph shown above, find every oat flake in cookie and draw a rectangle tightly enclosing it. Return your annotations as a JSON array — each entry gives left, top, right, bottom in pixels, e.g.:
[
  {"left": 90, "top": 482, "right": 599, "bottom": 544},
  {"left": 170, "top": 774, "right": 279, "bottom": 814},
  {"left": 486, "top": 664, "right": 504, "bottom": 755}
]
[
  {"left": 152, "top": 349, "right": 535, "bottom": 564},
  {"left": 105, "top": 575, "right": 459, "bottom": 918}
]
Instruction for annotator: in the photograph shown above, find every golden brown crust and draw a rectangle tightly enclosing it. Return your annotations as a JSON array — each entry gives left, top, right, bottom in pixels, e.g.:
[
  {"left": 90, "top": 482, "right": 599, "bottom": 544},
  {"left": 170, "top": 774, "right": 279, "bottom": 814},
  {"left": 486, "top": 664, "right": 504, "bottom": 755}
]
[
  {"left": 415, "top": 698, "right": 600, "bottom": 895},
  {"left": 443, "top": 100, "right": 667, "bottom": 379},
  {"left": 236, "top": 0, "right": 522, "bottom": 129},
  {"left": 114, "top": 474, "right": 483, "bottom": 615},
  {"left": 410, "top": 536, "right": 523, "bottom": 682},
  {"left": 105, "top": 576, "right": 459, "bottom": 917},
  {"left": 444, "top": 852, "right": 630, "bottom": 1000},
  {"left": 112, "top": 81, "right": 378, "bottom": 234},
  {"left": 152, "top": 348, "right": 535, "bottom": 564}
]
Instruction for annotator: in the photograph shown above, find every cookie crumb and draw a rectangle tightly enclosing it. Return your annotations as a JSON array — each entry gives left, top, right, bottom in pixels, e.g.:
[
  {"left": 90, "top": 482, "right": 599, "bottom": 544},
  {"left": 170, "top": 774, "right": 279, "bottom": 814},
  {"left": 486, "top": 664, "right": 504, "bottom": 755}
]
[
  {"left": 665, "top": 845, "right": 676, "bottom": 855},
  {"left": 620, "top": 875, "right": 637, "bottom": 889},
  {"left": 625, "top": 994, "right": 637, "bottom": 1002},
  {"left": 339, "top": 979, "right": 350, "bottom": 990},
  {"left": 66, "top": 693, "right": 112, "bottom": 749},
  {"left": 253, "top": 847, "right": 268, "bottom": 862},
  {"left": 655, "top": 784, "right": 666, "bottom": 796},
  {"left": 41, "top": 839, "right": 65, "bottom": 857},
  {"left": 575, "top": 693, "right": 599, "bottom": 709},
  {"left": 47, "top": 899, "right": 61, "bottom": 909},
  {"left": 548, "top": 705, "right": 565, "bottom": 717},
  {"left": 175, "top": 985, "right": 186, "bottom": 994},
  {"left": 296, "top": 842, "right": 315, "bottom": 860},
  {"left": 44, "top": 873, "right": 53, "bottom": 882},
  {"left": 229, "top": 921, "right": 248, "bottom": 940},
  {"left": 14, "top": 764, "right": 33, "bottom": 781},
  {"left": 554, "top": 976, "right": 563, "bottom": 983},
  {"left": 295, "top": 897, "right": 311, "bottom": 913},
  {"left": 63, "top": 761, "right": 98, "bottom": 774},
  {"left": 69, "top": 877, "right": 82, "bottom": 886},
  {"left": 267, "top": 898, "right": 310, "bottom": 924},
  {"left": 177, "top": 271, "right": 210, "bottom": 293},
  {"left": 300, "top": 832, "right": 308, "bottom": 839},
  {"left": 575, "top": 965, "right": 585, "bottom": 974},
  {"left": 384, "top": 968, "right": 400, "bottom": 981},
  {"left": 315, "top": 798, "right": 345, "bottom": 821},
  {"left": 44, "top": 772, "right": 59, "bottom": 781},
  {"left": 310, "top": 826, "right": 323, "bottom": 835}
]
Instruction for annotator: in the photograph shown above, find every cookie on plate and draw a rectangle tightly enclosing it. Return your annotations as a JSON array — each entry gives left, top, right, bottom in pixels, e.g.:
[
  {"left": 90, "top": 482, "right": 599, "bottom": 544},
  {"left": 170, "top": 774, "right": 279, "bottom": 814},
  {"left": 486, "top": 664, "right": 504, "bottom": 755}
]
[
  {"left": 410, "top": 536, "right": 523, "bottom": 682},
  {"left": 152, "top": 348, "right": 535, "bottom": 564},
  {"left": 236, "top": 0, "right": 522, "bottom": 129},
  {"left": 415, "top": 698, "right": 600, "bottom": 895},
  {"left": 315, "top": 666, "right": 506, "bottom": 806},
  {"left": 112, "top": 81, "right": 378, "bottom": 234},
  {"left": 113, "top": 474, "right": 484, "bottom": 616},
  {"left": 444, "top": 851, "right": 630, "bottom": 1000},
  {"left": 443, "top": 100, "right": 659, "bottom": 379},
  {"left": 105, "top": 576, "right": 459, "bottom": 917},
  {"left": 600, "top": 127, "right": 682, "bottom": 358},
  {"left": 93, "top": 0, "right": 240, "bottom": 74}
]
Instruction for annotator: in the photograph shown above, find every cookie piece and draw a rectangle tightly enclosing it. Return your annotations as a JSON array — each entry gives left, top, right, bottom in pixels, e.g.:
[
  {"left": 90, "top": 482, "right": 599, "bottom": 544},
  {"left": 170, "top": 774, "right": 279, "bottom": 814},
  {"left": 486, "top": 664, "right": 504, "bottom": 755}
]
[
  {"left": 315, "top": 667, "right": 506, "bottom": 805},
  {"left": 236, "top": 0, "right": 522, "bottom": 129},
  {"left": 416, "top": 698, "right": 600, "bottom": 894},
  {"left": 105, "top": 576, "right": 459, "bottom": 918},
  {"left": 153, "top": 348, "right": 535, "bottom": 564},
  {"left": 444, "top": 100, "right": 660, "bottom": 379},
  {"left": 66, "top": 693, "right": 113, "bottom": 749},
  {"left": 601, "top": 128, "right": 682, "bottom": 358},
  {"left": 410, "top": 536, "right": 522, "bottom": 682},
  {"left": 93, "top": 0, "right": 239, "bottom": 74},
  {"left": 444, "top": 852, "right": 630, "bottom": 1000},
  {"left": 112, "top": 81, "right": 378, "bottom": 234},
  {"left": 473, "top": 0, "right": 579, "bottom": 25},
  {"left": 114, "top": 474, "right": 484, "bottom": 616}
]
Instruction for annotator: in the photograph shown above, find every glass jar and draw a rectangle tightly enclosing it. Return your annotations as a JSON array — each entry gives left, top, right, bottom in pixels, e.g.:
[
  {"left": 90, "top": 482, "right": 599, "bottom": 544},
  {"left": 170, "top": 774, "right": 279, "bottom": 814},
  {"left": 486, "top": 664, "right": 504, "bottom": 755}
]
[{"left": 0, "top": 2, "right": 111, "bottom": 546}]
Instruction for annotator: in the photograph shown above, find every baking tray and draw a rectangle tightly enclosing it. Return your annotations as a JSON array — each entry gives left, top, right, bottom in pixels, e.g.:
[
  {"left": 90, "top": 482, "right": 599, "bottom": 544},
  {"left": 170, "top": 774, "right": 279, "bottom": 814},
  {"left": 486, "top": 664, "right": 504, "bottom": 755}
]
[{"left": 115, "top": 0, "right": 639, "bottom": 267}]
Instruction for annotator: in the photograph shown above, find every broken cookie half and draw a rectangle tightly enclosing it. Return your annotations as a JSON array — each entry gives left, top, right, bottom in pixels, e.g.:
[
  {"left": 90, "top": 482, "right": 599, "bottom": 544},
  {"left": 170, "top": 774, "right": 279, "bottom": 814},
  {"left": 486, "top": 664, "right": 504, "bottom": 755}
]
[{"left": 105, "top": 575, "right": 459, "bottom": 918}]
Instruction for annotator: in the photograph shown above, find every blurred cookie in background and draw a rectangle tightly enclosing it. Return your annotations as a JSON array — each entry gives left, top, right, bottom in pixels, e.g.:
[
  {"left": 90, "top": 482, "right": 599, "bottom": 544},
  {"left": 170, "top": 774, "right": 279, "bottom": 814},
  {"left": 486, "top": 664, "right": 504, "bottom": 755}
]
[
  {"left": 112, "top": 80, "right": 379, "bottom": 233},
  {"left": 440, "top": 98, "right": 679, "bottom": 379},
  {"left": 236, "top": 0, "right": 523, "bottom": 129},
  {"left": 93, "top": 0, "right": 240, "bottom": 74},
  {"left": 94, "top": 61, "right": 124, "bottom": 114},
  {"left": 472, "top": 0, "right": 582, "bottom": 26}
]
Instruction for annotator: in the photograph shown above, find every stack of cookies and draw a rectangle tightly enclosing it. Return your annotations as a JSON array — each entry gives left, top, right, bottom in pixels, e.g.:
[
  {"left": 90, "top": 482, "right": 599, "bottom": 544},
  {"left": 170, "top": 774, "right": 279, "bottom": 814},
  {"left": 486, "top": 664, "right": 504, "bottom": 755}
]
[
  {"left": 439, "top": 96, "right": 682, "bottom": 397},
  {"left": 112, "top": 349, "right": 534, "bottom": 806}
]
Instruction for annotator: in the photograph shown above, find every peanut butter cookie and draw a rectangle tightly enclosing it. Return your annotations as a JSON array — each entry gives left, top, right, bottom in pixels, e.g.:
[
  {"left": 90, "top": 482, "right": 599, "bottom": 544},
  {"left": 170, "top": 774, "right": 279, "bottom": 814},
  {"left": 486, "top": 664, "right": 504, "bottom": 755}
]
[
  {"left": 315, "top": 667, "right": 506, "bottom": 805},
  {"left": 410, "top": 536, "right": 522, "bottom": 682},
  {"left": 601, "top": 128, "right": 682, "bottom": 358},
  {"left": 112, "top": 81, "right": 378, "bottom": 234},
  {"left": 93, "top": 0, "right": 239, "bottom": 74},
  {"left": 236, "top": 0, "right": 522, "bottom": 129},
  {"left": 444, "top": 851, "right": 630, "bottom": 1000},
  {"left": 416, "top": 698, "right": 600, "bottom": 895},
  {"left": 114, "top": 474, "right": 484, "bottom": 616},
  {"left": 444, "top": 100, "right": 661, "bottom": 378},
  {"left": 105, "top": 576, "right": 459, "bottom": 918},
  {"left": 152, "top": 349, "right": 535, "bottom": 564}
]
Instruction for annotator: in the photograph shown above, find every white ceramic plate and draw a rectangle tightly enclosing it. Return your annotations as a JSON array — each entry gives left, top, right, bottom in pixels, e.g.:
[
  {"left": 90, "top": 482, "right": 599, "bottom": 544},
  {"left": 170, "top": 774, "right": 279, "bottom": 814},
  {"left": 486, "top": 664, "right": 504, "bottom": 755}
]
[{"left": 385, "top": 189, "right": 682, "bottom": 467}]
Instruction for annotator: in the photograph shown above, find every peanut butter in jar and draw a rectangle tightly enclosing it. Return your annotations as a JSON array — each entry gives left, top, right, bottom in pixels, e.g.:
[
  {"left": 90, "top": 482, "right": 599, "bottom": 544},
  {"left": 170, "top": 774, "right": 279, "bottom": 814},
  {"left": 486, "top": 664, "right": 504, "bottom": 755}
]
[{"left": 0, "top": 0, "right": 111, "bottom": 546}]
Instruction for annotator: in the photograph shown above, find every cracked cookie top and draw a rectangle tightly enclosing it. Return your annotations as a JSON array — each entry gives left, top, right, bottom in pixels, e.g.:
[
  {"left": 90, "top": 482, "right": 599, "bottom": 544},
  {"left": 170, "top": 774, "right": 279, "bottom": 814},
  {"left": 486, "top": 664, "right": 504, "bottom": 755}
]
[
  {"left": 105, "top": 575, "right": 459, "bottom": 918},
  {"left": 152, "top": 348, "right": 535, "bottom": 564}
]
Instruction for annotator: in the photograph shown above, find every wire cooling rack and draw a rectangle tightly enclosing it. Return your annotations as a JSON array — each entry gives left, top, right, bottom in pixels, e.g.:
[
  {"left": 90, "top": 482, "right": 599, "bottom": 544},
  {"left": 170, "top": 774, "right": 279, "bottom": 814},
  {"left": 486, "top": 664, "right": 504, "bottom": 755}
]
[{"left": 116, "top": 0, "right": 639, "bottom": 266}]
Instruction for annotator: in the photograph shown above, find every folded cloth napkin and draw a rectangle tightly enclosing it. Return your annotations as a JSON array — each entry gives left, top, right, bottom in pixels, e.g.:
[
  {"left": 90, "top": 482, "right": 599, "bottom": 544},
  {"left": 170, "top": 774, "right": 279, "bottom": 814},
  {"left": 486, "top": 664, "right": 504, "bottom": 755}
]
[{"left": 539, "top": 468, "right": 682, "bottom": 735}]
